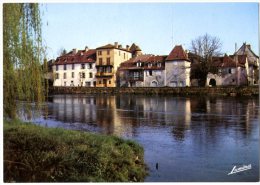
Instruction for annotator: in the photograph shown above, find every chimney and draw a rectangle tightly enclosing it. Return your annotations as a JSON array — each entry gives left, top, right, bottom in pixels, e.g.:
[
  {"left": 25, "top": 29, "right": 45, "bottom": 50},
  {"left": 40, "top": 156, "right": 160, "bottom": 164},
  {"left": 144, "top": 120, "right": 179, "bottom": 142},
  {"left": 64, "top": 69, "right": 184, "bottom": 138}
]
[
  {"left": 118, "top": 45, "right": 122, "bottom": 49},
  {"left": 85, "top": 46, "right": 89, "bottom": 51},
  {"left": 126, "top": 45, "right": 129, "bottom": 51},
  {"left": 114, "top": 42, "right": 118, "bottom": 48},
  {"left": 72, "top": 48, "right": 77, "bottom": 54}
]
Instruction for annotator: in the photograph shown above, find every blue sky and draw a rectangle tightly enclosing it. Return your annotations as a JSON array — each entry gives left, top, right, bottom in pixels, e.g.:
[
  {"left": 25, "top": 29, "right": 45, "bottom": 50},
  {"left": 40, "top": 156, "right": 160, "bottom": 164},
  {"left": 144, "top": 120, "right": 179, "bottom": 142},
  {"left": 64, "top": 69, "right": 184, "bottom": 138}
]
[{"left": 41, "top": 3, "right": 259, "bottom": 59}]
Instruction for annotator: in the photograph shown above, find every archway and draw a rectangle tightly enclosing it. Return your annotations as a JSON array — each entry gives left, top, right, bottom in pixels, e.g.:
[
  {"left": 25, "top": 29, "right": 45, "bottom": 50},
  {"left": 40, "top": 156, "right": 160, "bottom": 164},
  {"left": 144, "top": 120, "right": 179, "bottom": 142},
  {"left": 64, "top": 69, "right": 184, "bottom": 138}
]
[
  {"left": 151, "top": 81, "right": 158, "bottom": 87},
  {"left": 209, "top": 78, "right": 216, "bottom": 87}
]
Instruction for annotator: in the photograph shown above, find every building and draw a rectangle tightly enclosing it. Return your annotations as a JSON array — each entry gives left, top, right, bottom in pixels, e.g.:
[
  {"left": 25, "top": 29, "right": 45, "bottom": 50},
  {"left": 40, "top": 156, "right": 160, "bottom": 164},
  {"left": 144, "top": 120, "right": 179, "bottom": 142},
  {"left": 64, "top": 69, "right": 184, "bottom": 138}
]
[
  {"left": 233, "top": 43, "right": 259, "bottom": 85},
  {"left": 95, "top": 42, "right": 133, "bottom": 87},
  {"left": 165, "top": 45, "right": 191, "bottom": 87},
  {"left": 52, "top": 47, "right": 97, "bottom": 87},
  {"left": 118, "top": 54, "right": 166, "bottom": 87},
  {"left": 206, "top": 55, "right": 247, "bottom": 86}
]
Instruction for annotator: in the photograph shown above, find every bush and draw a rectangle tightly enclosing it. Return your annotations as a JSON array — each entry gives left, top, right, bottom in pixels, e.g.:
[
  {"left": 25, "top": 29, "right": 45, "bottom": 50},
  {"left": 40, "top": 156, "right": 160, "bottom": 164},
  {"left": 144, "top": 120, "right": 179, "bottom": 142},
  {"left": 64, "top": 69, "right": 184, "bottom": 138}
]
[{"left": 4, "top": 120, "right": 147, "bottom": 182}]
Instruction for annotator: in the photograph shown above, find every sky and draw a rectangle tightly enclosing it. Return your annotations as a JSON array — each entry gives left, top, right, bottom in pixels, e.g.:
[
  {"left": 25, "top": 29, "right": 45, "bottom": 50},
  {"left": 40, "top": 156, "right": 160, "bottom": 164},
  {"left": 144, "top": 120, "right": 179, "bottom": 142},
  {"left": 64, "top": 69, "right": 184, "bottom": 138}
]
[{"left": 41, "top": 3, "right": 259, "bottom": 59}]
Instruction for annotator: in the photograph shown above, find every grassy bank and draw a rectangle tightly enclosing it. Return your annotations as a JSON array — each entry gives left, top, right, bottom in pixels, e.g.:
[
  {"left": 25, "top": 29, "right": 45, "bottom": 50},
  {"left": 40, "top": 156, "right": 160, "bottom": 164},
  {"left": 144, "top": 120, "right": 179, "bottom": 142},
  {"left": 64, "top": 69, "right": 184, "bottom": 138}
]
[{"left": 4, "top": 120, "right": 147, "bottom": 182}]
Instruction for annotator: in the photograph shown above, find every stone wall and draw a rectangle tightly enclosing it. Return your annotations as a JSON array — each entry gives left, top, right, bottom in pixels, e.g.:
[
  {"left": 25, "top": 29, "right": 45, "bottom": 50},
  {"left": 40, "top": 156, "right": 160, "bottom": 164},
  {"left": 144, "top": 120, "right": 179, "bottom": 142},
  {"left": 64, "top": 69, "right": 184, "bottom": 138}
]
[{"left": 50, "top": 86, "right": 259, "bottom": 96}]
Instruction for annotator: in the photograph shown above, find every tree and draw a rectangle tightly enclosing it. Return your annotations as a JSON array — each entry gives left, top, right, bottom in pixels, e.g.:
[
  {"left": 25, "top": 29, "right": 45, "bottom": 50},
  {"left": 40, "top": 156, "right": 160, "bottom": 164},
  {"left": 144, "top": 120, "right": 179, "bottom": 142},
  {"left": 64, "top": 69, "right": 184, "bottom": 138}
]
[
  {"left": 3, "top": 3, "right": 45, "bottom": 118},
  {"left": 190, "top": 33, "right": 222, "bottom": 86},
  {"left": 57, "top": 47, "right": 67, "bottom": 56}
]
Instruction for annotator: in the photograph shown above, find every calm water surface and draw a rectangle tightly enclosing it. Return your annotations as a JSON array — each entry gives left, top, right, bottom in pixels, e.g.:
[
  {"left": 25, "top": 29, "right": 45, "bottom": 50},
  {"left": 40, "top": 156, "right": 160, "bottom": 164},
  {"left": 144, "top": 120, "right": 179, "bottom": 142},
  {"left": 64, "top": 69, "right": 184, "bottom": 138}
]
[{"left": 18, "top": 94, "right": 259, "bottom": 182}]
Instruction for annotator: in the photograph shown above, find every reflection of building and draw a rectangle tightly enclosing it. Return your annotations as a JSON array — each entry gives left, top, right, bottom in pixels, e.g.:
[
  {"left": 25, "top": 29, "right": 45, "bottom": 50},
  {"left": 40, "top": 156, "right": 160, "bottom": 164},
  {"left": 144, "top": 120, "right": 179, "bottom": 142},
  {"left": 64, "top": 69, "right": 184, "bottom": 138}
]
[{"left": 52, "top": 48, "right": 97, "bottom": 87}]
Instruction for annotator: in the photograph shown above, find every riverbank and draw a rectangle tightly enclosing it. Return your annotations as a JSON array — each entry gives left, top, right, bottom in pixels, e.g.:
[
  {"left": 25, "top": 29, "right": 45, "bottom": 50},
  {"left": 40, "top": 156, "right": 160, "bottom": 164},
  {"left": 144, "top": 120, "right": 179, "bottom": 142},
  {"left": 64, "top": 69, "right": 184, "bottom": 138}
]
[
  {"left": 4, "top": 120, "right": 147, "bottom": 182},
  {"left": 50, "top": 86, "right": 259, "bottom": 96}
]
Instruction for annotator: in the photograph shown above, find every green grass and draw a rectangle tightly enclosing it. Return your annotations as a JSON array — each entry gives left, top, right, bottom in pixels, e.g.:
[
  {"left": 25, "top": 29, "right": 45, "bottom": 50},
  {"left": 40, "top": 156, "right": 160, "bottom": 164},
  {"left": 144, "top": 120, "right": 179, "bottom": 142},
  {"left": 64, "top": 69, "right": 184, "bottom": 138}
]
[{"left": 4, "top": 119, "right": 147, "bottom": 182}]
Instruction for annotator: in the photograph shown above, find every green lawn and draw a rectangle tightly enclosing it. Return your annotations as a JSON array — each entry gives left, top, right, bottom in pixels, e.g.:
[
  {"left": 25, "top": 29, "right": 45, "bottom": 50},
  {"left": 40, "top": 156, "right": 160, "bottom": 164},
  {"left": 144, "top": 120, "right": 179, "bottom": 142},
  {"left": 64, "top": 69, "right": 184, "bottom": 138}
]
[{"left": 4, "top": 119, "right": 147, "bottom": 182}]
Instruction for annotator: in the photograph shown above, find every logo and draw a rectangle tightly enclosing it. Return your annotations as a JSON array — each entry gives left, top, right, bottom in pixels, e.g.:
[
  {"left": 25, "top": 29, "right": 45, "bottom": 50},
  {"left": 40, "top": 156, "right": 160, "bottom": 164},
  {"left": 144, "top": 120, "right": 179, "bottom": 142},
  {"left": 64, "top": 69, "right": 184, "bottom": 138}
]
[{"left": 228, "top": 164, "right": 252, "bottom": 175}]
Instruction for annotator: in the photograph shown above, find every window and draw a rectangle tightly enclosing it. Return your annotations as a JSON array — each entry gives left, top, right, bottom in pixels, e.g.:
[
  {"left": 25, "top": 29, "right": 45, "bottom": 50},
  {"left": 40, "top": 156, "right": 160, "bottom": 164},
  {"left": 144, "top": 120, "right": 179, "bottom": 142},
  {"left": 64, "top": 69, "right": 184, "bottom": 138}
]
[
  {"left": 63, "top": 73, "right": 66, "bottom": 79},
  {"left": 99, "top": 58, "right": 102, "bottom": 65},
  {"left": 179, "top": 81, "right": 184, "bottom": 87},
  {"left": 232, "top": 79, "right": 235, "bottom": 82},
  {"left": 72, "top": 63, "right": 74, "bottom": 70},
  {"left": 89, "top": 63, "right": 92, "bottom": 69},
  {"left": 107, "top": 50, "right": 110, "bottom": 55},
  {"left": 82, "top": 72, "right": 85, "bottom": 78},
  {"left": 119, "top": 51, "right": 121, "bottom": 56},
  {"left": 149, "top": 70, "right": 152, "bottom": 76},
  {"left": 89, "top": 72, "right": 93, "bottom": 78},
  {"left": 98, "top": 51, "right": 102, "bottom": 55},
  {"left": 72, "top": 72, "right": 74, "bottom": 78},
  {"left": 85, "top": 82, "right": 91, "bottom": 87},
  {"left": 109, "top": 80, "right": 111, "bottom": 84},
  {"left": 157, "top": 62, "right": 161, "bottom": 67},
  {"left": 99, "top": 80, "right": 102, "bottom": 84},
  {"left": 64, "top": 82, "right": 66, "bottom": 86},
  {"left": 56, "top": 65, "right": 58, "bottom": 71},
  {"left": 231, "top": 68, "right": 235, "bottom": 74},
  {"left": 81, "top": 64, "right": 85, "bottom": 69},
  {"left": 148, "top": 63, "right": 152, "bottom": 68},
  {"left": 124, "top": 53, "right": 125, "bottom": 59},
  {"left": 55, "top": 73, "right": 59, "bottom": 79},
  {"left": 64, "top": 64, "right": 67, "bottom": 70},
  {"left": 107, "top": 57, "right": 110, "bottom": 65},
  {"left": 71, "top": 81, "right": 74, "bottom": 86}
]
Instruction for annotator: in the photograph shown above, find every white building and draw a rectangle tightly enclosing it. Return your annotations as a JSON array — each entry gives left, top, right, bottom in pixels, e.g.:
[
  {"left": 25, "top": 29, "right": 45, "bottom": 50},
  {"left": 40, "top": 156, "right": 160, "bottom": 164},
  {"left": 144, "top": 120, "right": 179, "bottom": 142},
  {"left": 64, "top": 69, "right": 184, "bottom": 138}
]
[
  {"left": 53, "top": 47, "right": 97, "bottom": 87},
  {"left": 206, "top": 55, "right": 247, "bottom": 86},
  {"left": 165, "top": 45, "right": 191, "bottom": 87}
]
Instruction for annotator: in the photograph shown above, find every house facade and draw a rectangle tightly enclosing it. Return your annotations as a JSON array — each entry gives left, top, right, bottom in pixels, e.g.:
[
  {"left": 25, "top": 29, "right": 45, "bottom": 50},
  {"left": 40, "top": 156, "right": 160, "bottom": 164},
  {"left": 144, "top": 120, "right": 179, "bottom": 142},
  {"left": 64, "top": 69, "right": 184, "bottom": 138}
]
[
  {"left": 165, "top": 45, "right": 191, "bottom": 87},
  {"left": 95, "top": 42, "right": 132, "bottom": 87},
  {"left": 206, "top": 55, "right": 247, "bottom": 86},
  {"left": 234, "top": 43, "right": 259, "bottom": 85},
  {"left": 53, "top": 47, "right": 97, "bottom": 87},
  {"left": 118, "top": 55, "right": 166, "bottom": 87}
]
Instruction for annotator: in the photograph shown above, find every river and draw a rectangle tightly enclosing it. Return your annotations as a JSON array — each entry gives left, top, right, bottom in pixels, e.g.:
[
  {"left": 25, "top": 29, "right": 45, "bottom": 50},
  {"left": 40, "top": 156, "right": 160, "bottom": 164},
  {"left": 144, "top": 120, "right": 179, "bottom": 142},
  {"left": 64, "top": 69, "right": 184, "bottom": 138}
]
[{"left": 18, "top": 94, "right": 259, "bottom": 182}]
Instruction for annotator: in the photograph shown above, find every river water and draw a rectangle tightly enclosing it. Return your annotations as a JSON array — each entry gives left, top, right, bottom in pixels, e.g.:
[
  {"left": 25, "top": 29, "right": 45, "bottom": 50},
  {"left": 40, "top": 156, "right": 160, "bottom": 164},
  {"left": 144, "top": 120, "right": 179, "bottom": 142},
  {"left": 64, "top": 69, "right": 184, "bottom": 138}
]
[{"left": 18, "top": 94, "right": 259, "bottom": 182}]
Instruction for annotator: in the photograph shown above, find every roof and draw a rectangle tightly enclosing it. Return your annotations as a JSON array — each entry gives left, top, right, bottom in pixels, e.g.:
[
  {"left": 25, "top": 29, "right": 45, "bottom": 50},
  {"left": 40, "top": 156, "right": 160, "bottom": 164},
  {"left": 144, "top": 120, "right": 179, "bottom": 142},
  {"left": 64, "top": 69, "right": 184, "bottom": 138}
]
[
  {"left": 235, "top": 43, "right": 259, "bottom": 59},
  {"left": 166, "top": 45, "right": 190, "bottom": 61},
  {"left": 53, "top": 49, "right": 96, "bottom": 65},
  {"left": 96, "top": 43, "right": 131, "bottom": 52},
  {"left": 212, "top": 55, "right": 244, "bottom": 68},
  {"left": 119, "top": 54, "right": 166, "bottom": 70}
]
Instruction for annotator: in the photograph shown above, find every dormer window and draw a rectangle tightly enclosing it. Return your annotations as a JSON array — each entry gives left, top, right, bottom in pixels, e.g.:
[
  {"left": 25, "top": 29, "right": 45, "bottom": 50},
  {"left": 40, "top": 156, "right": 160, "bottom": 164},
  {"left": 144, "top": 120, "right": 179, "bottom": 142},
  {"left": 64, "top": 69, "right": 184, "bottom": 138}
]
[
  {"left": 157, "top": 62, "right": 161, "bottom": 67},
  {"left": 148, "top": 63, "right": 152, "bottom": 68}
]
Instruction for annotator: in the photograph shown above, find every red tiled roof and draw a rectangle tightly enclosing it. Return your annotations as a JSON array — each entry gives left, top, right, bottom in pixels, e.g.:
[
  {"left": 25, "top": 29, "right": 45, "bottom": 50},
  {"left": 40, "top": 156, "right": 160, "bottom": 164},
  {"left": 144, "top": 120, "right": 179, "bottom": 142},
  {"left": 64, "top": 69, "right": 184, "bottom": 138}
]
[
  {"left": 166, "top": 45, "right": 189, "bottom": 61},
  {"left": 229, "top": 54, "right": 247, "bottom": 65},
  {"left": 212, "top": 55, "right": 244, "bottom": 68},
  {"left": 119, "top": 54, "right": 166, "bottom": 70},
  {"left": 53, "top": 49, "right": 96, "bottom": 65}
]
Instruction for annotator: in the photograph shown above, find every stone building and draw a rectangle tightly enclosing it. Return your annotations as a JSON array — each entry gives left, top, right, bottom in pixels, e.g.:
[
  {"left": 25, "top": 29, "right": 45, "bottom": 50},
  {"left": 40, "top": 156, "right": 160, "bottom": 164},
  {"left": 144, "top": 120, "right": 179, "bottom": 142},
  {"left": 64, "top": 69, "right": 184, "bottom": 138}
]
[
  {"left": 233, "top": 43, "right": 259, "bottom": 85},
  {"left": 206, "top": 55, "right": 247, "bottom": 86},
  {"left": 165, "top": 45, "right": 191, "bottom": 87},
  {"left": 95, "top": 42, "right": 132, "bottom": 87},
  {"left": 52, "top": 47, "right": 97, "bottom": 87},
  {"left": 118, "top": 54, "right": 166, "bottom": 87}
]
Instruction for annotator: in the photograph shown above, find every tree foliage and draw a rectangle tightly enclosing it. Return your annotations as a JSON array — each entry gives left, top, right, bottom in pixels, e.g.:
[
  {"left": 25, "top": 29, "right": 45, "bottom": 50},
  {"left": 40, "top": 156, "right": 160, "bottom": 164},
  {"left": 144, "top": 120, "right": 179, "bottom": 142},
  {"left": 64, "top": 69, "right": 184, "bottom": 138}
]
[
  {"left": 190, "top": 33, "right": 222, "bottom": 86},
  {"left": 3, "top": 3, "right": 45, "bottom": 118}
]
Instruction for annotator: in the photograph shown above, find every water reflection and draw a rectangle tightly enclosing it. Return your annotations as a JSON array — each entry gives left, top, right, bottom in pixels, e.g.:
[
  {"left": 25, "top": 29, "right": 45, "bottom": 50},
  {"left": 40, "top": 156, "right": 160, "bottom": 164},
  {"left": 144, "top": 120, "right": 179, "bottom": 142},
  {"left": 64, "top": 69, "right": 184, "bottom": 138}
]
[
  {"left": 38, "top": 95, "right": 258, "bottom": 141},
  {"left": 18, "top": 95, "right": 259, "bottom": 182}
]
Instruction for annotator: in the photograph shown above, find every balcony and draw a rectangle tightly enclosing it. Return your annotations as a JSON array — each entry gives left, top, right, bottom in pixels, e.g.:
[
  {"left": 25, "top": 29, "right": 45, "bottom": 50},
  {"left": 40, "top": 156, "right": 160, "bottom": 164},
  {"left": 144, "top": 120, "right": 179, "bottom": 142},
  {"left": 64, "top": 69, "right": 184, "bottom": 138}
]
[
  {"left": 128, "top": 76, "right": 144, "bottom": 81},
  {"left": 96, "top": 61, "right": 114, "bottom": 66},
  {"left": 96, "top": 72, "right": 114, "bottom": 77}
]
